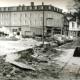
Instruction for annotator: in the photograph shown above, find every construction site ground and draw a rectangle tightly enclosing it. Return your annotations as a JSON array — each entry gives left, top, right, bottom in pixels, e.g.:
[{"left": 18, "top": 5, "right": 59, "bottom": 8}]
[{"left": 0, "top": 38, "right": 80, "bottom": 80}]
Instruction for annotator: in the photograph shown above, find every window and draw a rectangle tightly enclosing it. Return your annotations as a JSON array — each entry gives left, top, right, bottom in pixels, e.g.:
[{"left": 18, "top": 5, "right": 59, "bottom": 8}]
[
  {"left": 5, "top": 7, "right": 8, "bottom": 11},
  {"left": 1, "top": 14, "right": 4, "bottom": 18},
  {"left": 6, "top": 14, "right": 9, "bottom": 18},
  {"left": 34, "top": 20, "right": 36, "bottom": 25},
  {"left": 13, "top": 29, "right": 17, "bottom": 32},
  {"left": 41, "top": 6, "right": 43, "bottom": 9},
  {"left": 5, "top": 21, "right": 8, "bottom": 25},
  {"left": 25, "top": 20, "right": 27, "bottom": 25},
  {"left": 14, "top": 14, "right": 16, "bottom": 18},
  {"left": 35, "top": 6, "right": 37, "bottom": 9},
  {"left": 30, "top": 20, "right": 31, "bottom": 25},
  {"left": 72, "top": 22, "right": 75, "bottom": 28},
  {"left": 20, "top": 14, "right": 22, "bottom": 17},
  {"left": 1, "top": 8, "right": 4, "bottom": 11},
  {"left": 13, "top": 20, "right": 15, "bottom": 25},
  {"left": 24, "top": 7, "right": 27, "bottom": 10},
  {"left": 19, "top": 28, "right": 21, "bottom": 31},
  {"left": 25, "top": 14, "right": 27, "bottom": 17},
  {"left": 13, "top": 7, "right": 17, "bottom": 11},
  {"left": 54, "top": 7, "right": 55, "bottom": 10},
  {"left": 77, "top": 22, "right": 80, "bottom": 28},
  {"left": 29, "top": 7, "right": 32, "bottom": 10},
  {"left": 23, "top": 20, "right": 25, "bottom": 25},
  {"left": 57, "top": 8, "right": 59, "bottom": 11},
  {"left": 28, "top": 20, "right": 30, "bottom": 25},
  {"left": 49, "top": 6, "right": 51, "bottom": 9},
  {"left": 34, "top": 13, "right": 36, "bottom": 18},
  {"left": 1, "top": 21, "right": 4, "bottom": 25},
  {"left": 19, "top": 7, "right": 22, "bottom": 10},
  {"left": 29, "top": 13, "right": 31, "bottom": 18}
]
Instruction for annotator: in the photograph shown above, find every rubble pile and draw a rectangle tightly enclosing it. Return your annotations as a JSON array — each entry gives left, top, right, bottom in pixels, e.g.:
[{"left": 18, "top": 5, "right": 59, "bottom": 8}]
[
  {"left": 0, "top": 44, "right": 63, "bottom": 79},
  {"left": 60, "top": 38, "right": 80, "bottom": 49},
  {"left": 48, "top": 34, "right": 73, "bottom": 46}
]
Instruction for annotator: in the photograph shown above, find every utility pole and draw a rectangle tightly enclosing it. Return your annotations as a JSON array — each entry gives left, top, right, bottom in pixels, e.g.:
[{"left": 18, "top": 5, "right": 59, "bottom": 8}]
[{"left": 42, "top": 2, "right": 44, "bottom": 46}]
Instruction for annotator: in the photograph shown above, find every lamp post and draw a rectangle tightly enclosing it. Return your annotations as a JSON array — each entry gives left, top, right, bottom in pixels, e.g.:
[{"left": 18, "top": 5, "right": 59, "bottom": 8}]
[{"left": 42, "top": 2, "right": 44, "bottom": 46}]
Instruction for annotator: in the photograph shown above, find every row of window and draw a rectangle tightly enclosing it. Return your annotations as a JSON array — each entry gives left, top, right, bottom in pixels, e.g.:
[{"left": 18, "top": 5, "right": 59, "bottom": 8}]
[
  {"left": 0, "top": 6, "right": 62, "bottom": 13},
  {"left": 13, "top": 28, "right": 21, "bottom": 32},
  {"left": 0, "top": 18, "right": 63, "bottom": 26},
  {"left": 0, "top": 20, "right": 43, "bottom": 26},
  {"left": 0, "top": 13, "right": 61, "bottom": 19},
  {"left": 0, "top": 21, "right": 9, "bottom": 25},
  {"left": 0, "top": 14, "right": 9, "bottom": 18},
  {"left": 72, "top": 22, "right": 80, "bottom": 28},
  {"left": 12, "top": 20, "right": 43, "bottom": 25}
]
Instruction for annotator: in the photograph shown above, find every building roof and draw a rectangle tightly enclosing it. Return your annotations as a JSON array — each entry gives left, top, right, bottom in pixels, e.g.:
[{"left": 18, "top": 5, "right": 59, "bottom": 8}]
[
  {"left": 0, "top": 2, "right": 63, "bottom": 14},
  {"left": 69, "top": 17, "right": 76, "bottom": 21}
]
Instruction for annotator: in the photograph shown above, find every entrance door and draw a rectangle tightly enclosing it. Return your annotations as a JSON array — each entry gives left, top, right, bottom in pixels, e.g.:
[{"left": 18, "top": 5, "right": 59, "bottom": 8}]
[{"left": 78, "top": 31, "right": 80, "bottom": 37}]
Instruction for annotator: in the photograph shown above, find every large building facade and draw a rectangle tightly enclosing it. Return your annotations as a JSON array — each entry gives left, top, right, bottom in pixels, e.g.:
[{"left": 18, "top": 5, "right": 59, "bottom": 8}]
[{"left": 0, "top": 2, "right": 64, "bottom": 36}]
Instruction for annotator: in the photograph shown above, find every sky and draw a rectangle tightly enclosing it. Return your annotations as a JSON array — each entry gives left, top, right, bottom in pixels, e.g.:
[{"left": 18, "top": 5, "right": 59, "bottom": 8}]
[{"left": 0, "top": 0, "right": 73, "bottom": 12}]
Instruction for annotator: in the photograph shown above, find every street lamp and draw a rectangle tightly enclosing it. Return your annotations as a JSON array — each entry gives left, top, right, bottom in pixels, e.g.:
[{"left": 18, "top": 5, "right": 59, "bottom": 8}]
[{"left": 42, "top": 2, "right": 44, "bottom": 46}]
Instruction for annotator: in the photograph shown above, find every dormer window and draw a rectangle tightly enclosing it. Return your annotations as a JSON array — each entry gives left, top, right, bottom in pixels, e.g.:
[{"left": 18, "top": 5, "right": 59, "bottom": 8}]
[
  {"left": 24, "top": 6, "right": 27, "bottom": 10},
  {"left": 18, "top": 6, "right": 22, "bottom": 10},
  {"left": 19, "top": 7, "right": 22, "bottom": 10},
  {"left": 55, "top": 8, "right": 57, "bottom": 11},
  {"left": 57, "top": 8, "right": 59, "bottom": 12},
  {"left": 35, "top": 6, "right": 37, "bottom": 9},
  {"left": 13, "top": 7, "right": 17, "bottom": 11},
  {"left": 4, "top": 7, "right": 8, "bottom": 11},
  {"left": 41, "top": 6, "right": 43, "bottom": 9},
  {"left": 49, "top": 6, "right": 51, "bottom": 9},
  {"left": 1, "top": 8, "right": 4, "bottom": 11},
  {"left": 54, "top": 7, "right": 55, "bottom": 11},
  {"left": 29, "top": 6, "right": 32, "bottom": 10}
]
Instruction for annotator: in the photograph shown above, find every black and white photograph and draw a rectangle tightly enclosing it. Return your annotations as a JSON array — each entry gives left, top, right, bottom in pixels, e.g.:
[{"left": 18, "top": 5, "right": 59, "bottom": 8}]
[{"left": 0, "top": 0, "right": 80, "bottom": 80}]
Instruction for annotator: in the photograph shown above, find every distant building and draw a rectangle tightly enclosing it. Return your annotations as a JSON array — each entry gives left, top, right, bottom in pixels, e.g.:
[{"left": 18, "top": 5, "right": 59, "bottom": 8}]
[
  {"left": 0, "top": 2, "right": 64, "bottom": 36},
  {"left": 69, "top": 17, "right": 80, "bottom": 38}
]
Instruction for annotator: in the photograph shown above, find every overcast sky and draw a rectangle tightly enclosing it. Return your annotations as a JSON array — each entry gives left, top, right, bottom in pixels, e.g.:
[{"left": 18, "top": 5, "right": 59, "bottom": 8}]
[{"left": 0, "top": 0, "right": 73, "bottom": 12}]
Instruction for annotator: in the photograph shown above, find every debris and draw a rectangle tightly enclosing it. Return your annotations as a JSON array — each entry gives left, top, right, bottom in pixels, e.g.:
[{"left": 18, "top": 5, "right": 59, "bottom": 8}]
[
  {"left": 10, "top": 61, "right": 35, "bottom": 71},
  {"left": 0, "top": 42, "right": 63, "bottom": 79}
]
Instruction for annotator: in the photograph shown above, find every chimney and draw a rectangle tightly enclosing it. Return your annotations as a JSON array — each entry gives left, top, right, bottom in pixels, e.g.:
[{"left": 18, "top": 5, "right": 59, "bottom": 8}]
[
  {"left": 42, "top": 2, "right": 44, "bottom": 5},
  {"left": 31, "top": 2, "right": 34, "bottom": 6}
]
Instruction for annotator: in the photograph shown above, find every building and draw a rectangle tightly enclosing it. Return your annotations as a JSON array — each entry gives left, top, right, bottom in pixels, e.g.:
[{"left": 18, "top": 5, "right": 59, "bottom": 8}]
[
  {"left": 69, "top": 17, "right": 80, "bottom": 38},
  {"left": 0, "top": 2, "right": 64, "bottom": 37}
]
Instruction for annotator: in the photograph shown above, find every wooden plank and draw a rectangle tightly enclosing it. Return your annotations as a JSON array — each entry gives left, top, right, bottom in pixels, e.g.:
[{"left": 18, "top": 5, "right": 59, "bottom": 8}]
[{"left": 9, "top": 61, "right": 35, "bottom": 71}]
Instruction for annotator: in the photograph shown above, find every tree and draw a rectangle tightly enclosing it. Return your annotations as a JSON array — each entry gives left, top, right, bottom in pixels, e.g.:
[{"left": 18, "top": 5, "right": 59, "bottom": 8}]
[
  {"left": 67, "top": 0, "right": 80, "bottom": 12},
  {"left": 73, "top": 0, "right": 80, "bottom": 12},
  {"left": 67, "top": 0, "right": 80, "bottom": 20},
  {"left": 67, "top": 0, "right": 76, "bottom": 12}
]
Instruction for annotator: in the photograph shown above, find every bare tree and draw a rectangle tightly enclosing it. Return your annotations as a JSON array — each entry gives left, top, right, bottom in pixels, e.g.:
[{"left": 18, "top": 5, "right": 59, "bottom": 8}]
[
  {"left": 67, "top": 0, "right": 80, "bottom": 12},
  {"left": 67, "top": 0, "right": 80, "bottom": 20},
  {"left": 67, "top": 0, "right": 76, "bottom": 12}
]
